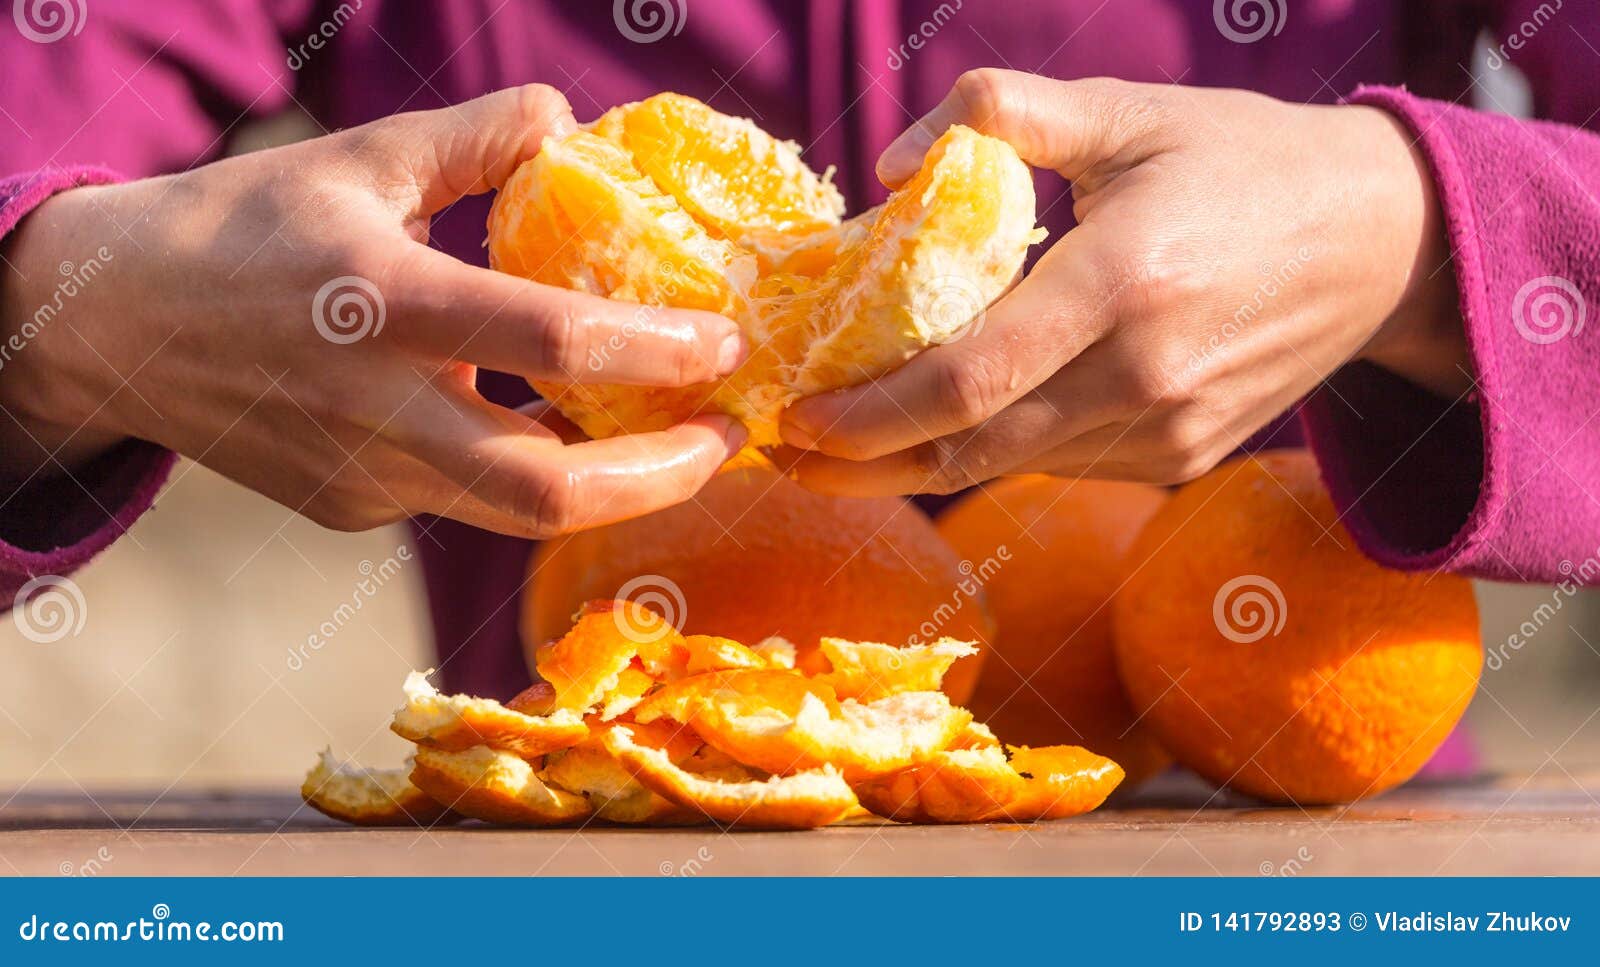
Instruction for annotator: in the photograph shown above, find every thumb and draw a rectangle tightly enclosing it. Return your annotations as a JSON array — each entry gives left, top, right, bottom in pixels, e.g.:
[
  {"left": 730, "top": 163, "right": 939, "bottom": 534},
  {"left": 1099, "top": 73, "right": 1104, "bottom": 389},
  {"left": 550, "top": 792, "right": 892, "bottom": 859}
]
[
  {"left": 877, "top": 70, "right": 1153, "bottom": 187},
  {"left": 371, "top": 84, "right": 578, "bottom": 215}
]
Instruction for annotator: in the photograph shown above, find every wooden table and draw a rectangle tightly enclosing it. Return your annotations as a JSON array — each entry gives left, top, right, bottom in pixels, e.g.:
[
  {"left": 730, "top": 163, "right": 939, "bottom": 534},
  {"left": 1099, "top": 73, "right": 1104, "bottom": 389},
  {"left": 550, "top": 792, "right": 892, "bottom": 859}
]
[{"left": 4, "top": 772, "right": 1598, "bottom": 876}]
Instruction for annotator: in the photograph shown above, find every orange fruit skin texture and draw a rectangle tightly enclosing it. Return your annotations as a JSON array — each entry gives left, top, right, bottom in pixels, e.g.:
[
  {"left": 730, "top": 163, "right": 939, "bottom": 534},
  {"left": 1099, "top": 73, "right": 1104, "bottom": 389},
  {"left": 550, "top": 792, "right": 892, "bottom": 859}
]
[
  {"left": 525, "top": 464, "right": 993, "bottom": 704},
  {"left": 936, "top": 476, "right": 1173, "bottom": 787},
  {"left": 1111, "top": 450, "right": 1482, "bottom": 805}
]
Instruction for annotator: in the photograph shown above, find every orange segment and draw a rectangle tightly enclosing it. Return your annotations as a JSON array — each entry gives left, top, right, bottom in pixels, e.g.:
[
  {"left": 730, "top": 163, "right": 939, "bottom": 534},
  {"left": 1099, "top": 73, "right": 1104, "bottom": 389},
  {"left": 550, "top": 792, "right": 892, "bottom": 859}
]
[
  {"left": 591, "top": 92, "right": 845, "bottom": 270},
  {"left": 390, "top": 670, "right": 588, "bottom": 758}
]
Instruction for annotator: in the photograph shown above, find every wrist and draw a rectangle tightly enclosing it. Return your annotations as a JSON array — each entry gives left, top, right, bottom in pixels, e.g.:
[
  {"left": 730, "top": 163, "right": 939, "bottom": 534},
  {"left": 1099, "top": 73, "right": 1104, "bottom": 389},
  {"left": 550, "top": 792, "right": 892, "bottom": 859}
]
[
  {"left": 1342, "top": 105, "right": 1472, "bottom": 397},
  {"left": 0, "top": 186, "right": 131, "bottom": 483}
]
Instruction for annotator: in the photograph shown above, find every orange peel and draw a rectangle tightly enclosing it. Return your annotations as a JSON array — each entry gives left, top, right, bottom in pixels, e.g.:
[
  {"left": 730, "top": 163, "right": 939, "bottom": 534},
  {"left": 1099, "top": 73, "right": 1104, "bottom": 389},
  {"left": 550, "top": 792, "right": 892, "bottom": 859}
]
[
  {"left": 854, "top": 744, "right": 1123, "bottom": 824},
  {"left": 682, "top": 634, "right": 772, "bottom": 674},
  {"left": 634, "top": 669, "right": 971, "bottom": 779},
  {"left": 542, "top": 722, "right": 704, "bottom": 825},
  {"left": 391, "top": 670, "right": 588, "bottom": 758},
  {"left": 853, "top": 747, "right": 1026, "bottom": 824},
  {"left": 300, "top": 749, "right": 453, "bottom": 827},
  {"left": 409, "top": 745, "right": 592, "bottom": 826},
  {"left": 602, "top": 725, "right": 858, "bottom": 829},
  {"left": 995, "top": 745, "right": 1125, "bottom": 822},
  {"left": 813, "top": 637, "right": 978, "bottom": 702},
  {"left": 533, "top": 600, "right": 683, "bottom": 713}
]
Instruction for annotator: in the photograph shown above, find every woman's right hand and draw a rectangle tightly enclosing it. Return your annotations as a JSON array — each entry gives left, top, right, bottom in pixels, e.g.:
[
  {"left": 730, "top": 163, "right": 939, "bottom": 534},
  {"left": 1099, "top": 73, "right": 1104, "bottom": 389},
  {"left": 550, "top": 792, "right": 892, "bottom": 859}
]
[{"left": 0, "top": 85, "right": 748, "bottom": 538}]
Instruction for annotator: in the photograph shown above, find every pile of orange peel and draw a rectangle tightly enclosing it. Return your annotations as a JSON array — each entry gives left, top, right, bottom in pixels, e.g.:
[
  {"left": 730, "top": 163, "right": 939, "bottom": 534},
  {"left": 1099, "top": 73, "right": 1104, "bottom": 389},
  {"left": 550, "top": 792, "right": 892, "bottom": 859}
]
[{"left": 303, "top": 601, "right": 1123, "bottom": 829}]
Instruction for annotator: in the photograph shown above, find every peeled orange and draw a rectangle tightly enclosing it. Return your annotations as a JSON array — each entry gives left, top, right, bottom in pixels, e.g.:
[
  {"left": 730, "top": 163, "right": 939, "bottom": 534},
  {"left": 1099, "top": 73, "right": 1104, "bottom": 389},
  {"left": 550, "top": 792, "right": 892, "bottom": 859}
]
[{"left": 488, "top": 92, "right": 1042, "bottom": 446}]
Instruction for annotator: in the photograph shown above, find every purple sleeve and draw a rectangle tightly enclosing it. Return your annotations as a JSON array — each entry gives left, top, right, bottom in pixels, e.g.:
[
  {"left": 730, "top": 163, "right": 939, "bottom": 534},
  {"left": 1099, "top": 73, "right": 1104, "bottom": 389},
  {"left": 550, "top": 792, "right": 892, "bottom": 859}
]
[
  {"left": 0, "top": 3, "right": 315, "bottom": 602},
  {"left": 1301, "top": 81, "right": 1600, "bottom": 582}
]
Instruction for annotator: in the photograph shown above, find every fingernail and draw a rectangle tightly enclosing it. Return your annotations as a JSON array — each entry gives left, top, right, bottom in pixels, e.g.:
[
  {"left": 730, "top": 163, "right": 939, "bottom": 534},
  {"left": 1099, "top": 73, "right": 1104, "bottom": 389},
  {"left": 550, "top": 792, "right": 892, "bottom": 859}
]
[
  {"left": 877, "top": 127, "right": 933, "bottom": 185},
  {"left": 722, "top": 419, "right": 749, "bottom": 453},
  {"left": 716, "top": 332, "right": 746, "bottom": 374}
]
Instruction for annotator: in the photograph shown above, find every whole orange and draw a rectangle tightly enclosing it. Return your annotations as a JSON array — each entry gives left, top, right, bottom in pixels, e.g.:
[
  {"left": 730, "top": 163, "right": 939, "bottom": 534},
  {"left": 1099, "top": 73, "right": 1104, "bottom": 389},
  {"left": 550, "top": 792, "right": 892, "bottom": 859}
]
[
  {"left": 524, "top": 463, "right": 992, "bottom": 703},
  {"left": 1112, "top": 450, "right": 1481, "bottom": 804},
  {"left": 937, "top": 476, "right": 1173, "bottom": 786}
]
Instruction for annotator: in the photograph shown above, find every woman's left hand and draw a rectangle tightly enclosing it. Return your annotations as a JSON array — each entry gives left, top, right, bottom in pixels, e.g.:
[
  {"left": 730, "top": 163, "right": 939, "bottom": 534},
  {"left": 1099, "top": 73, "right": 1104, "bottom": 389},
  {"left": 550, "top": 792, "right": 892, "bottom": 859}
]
[{"left": 777, "top": 70, "right": 1469, "bottom": 495}]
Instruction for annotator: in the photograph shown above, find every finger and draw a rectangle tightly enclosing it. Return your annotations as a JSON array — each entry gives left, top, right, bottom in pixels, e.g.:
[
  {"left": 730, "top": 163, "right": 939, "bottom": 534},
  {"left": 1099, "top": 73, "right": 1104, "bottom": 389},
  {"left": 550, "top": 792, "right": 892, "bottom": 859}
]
[
  {"left": 359, "top": 84, "right": 579, "bottom": 214},
  {"left": 391, "top": 386, "right": 746, "bottom": 536},
  {"left": 878, "top": 70, "right": 1153, "bottom": 186},
  {"left": 775, "top": 357, "right": 1122, "bottom": 498},
  {"left": 386, "top": 244, "right": 746, "bottom": 385},
  {"left": 779, "top": 233, "right": 1111, "bottom": 459}
]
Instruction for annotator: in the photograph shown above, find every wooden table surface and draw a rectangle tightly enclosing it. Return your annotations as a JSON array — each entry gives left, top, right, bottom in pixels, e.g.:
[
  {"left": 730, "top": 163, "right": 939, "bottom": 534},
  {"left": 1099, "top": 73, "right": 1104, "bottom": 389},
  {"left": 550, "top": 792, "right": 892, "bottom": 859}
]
[{"left": 4, "top": 771, "right": 1598, "bottom": 876}]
